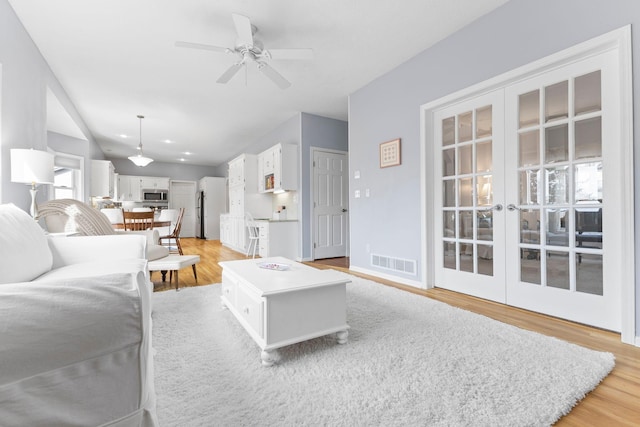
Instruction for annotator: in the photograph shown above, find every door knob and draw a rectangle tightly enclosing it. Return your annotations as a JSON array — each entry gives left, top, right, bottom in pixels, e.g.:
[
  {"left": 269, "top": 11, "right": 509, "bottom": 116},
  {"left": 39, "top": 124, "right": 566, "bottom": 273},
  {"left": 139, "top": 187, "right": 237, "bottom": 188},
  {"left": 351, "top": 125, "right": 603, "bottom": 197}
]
[
  {"left": 342, "top": 208, "right": 348, "bottom": 212},
  {"left": 479, "top": 204, "right": 503, "bottom": 212}
]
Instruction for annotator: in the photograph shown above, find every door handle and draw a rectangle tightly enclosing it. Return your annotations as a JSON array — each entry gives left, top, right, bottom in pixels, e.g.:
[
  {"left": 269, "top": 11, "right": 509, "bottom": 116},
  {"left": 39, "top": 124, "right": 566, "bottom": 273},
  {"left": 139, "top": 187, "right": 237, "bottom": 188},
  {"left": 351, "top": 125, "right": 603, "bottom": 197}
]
[
  {"left": 342, "top": 208, "right": 348, "bottom": 212},
  {"left": 478, "top": 204, "right": 503, "bottom": 212},
  {"left": 507, "top": 204, "right": 521, "bottom": 211}
]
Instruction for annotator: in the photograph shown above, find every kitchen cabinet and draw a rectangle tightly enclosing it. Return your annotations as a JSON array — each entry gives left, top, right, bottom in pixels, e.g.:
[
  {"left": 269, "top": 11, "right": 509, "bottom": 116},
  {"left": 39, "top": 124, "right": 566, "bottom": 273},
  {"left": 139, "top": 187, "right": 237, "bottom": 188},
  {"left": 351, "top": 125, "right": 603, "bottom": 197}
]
[
  {"left": 140, "top": 176, "right": 169, "bottom": 191},
  {"left": 258, "top": 143, "right": 298, "bottom": 193},
  {"left": 90, "top": 160, "right": 115, "bottom": 198},
  {"left": 256, "top": 220, "right": 299, "bottom": 259},
  {"left": 117, "top": 175, "right": 142, "bottom": 201}
]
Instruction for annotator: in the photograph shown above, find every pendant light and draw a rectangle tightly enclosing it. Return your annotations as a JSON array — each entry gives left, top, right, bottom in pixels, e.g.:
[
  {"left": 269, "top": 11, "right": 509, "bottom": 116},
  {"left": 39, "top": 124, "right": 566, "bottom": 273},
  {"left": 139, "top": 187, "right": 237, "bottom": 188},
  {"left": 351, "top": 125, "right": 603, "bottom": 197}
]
[{"left": 128, "top": 114, "right": 153, "bottom": 167}]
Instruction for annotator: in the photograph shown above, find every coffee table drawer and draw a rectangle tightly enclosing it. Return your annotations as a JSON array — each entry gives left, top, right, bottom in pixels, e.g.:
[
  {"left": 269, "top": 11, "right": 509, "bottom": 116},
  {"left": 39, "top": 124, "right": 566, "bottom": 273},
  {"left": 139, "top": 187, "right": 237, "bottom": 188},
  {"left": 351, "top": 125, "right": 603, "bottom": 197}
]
[{"left": 236, "top": 284, "right": 264, "bottom": 339}]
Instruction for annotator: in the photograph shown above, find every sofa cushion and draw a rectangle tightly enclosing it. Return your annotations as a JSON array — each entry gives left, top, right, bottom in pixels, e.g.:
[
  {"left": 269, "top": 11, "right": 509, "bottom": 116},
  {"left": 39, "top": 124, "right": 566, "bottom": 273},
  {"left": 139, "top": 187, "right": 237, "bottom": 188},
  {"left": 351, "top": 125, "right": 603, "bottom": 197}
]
[
  {"left": 35, "top": 259, "right": 147, "bottom": 283},
  {"left": 0, "top": 204, "right": 52, "bottom": 284}
]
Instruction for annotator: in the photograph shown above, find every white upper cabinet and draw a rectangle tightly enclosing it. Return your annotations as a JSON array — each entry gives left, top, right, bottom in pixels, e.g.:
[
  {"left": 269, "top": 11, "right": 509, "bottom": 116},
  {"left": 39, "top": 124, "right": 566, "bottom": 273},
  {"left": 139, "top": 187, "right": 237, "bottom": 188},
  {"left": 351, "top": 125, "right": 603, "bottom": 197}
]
[
  {"left": 258, "top": 143, "right": 298, "bottom": 193},
  {"left": 90, "top": 160, "right": 115, "bottom": 198},
  {"left": 140, "top": 176, "right": 170, "bottom": 191},
  {"left": 117, "top": 175, "right": 142, "bottom": 201}
]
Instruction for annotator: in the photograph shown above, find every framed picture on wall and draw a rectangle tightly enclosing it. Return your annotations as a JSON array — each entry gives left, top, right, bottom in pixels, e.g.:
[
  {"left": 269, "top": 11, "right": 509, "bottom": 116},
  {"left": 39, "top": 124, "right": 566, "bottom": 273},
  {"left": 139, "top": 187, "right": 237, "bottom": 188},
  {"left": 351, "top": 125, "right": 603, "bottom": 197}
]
[{"left": 379, "top": 138, "right": 401, "bottom": 168}]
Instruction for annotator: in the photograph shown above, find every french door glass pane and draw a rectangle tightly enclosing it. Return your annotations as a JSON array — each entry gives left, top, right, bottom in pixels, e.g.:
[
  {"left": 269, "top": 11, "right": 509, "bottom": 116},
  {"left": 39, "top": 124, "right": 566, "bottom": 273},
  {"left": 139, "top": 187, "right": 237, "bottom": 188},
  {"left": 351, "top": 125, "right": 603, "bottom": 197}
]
[
  {"left": 443, "top": 180, "right": 456, "bottom": 207},
  {"left": 460, "top": 244, "right": 473, "bottom": 272},
  {"left": 519, "top": 130, "right": 540, "bottom": 167},
  {"left": 519, "top": 90, "right": 539, "bottom": 128},
  {"left": 546, "top": 209, "right": 569, "bottom": 247},
  {"left": 459, "top": 210, "right": 473, "bottom": 239},
  {"left": 477, "top": 246, "right": 493, "bottom": 276},
  {"left": 521, "top": 255, "right": 541, "bottom": 284},
  {"left": 575, "top": 71, "right": 601, "bottom": 115},
  {"left": 519, "top": 170, "right": 540, "bottom": 205},
  {"left": 575, "top": 162, "right": 602, "bottom": 201},
  {"left": 459, "top": 145, "right": 473, "bottom": 174},
  {"left": 545, "top": 81, "right": 568, "bottom": 122},
  {"left": 443, "top": 211, "right": 456, "bottom": 238},
  {"left": 459, "top": 178, "right": 473, "bottom": 207},
  {"left": 575, "top": 118, "right": 602, "bottom": 160},
  {"left": 458, "top": 111, "right": 473, "bottom": 142},
  {"left": 576, "top": 253, "right": 603, "bottom": 295},
  {"left": 520, "top": 209, "right": 540, "bottom": 243},
  {"left": 545, "top": 124, "right": 569, "bottom": 163},
  {"left": 476, "top": 106, "right": 492, "bottom": 138},
  {"left": 477, "top": 211, "right": 493, "bottom": 241},
  {"left": 444, "top": 242, "right": 456, "bottom": 269},
  {"left": 546, "top": 166, "right": 569, "bottom": 204},
  {"left": 476, "top": 141, "right": 492, "bottom": 172},
  {"left": 443, "top": 148, "right": 455, "bottom": 176},
  {"left": 476, "top": 175, "right": 493, "bottom": 206},
  {"left": 547, "top": 251, "right": 570, "bottom": 289},
  {"left": 442, "top": 117, "right": 456, "bottom": 146}
]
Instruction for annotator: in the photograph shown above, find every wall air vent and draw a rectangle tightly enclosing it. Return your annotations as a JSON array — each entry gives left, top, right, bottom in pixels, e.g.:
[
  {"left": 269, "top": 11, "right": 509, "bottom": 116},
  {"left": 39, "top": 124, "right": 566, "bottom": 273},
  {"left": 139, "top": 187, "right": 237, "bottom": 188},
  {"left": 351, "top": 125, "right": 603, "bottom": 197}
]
[{"left": 371, "top": 254, "right": 417, "bottom": 276}]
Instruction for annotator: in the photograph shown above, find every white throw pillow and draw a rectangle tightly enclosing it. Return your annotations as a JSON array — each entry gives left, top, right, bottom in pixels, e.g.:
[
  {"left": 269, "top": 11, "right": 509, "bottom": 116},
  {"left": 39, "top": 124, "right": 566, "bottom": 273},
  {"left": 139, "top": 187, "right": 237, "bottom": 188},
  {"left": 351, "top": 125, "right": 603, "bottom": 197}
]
[{"left": 0, "top": 204, "right": 53, "bottom": 284}]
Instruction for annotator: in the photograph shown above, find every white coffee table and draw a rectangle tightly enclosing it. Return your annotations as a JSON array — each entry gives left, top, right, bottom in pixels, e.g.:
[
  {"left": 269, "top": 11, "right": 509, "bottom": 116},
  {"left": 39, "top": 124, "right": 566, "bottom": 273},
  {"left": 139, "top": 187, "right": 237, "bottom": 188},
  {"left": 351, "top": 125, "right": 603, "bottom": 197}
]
[{"left": 219, "top": 257, "right": 350, "bottom": 366}]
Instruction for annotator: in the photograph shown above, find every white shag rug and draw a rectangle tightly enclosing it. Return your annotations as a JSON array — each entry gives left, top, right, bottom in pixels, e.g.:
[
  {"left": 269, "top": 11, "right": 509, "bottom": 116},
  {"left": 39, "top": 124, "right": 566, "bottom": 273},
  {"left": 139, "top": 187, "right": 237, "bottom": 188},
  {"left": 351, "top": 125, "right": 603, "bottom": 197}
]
[{"left": 152, "top": 275, "right": 614, "bottom": 427}]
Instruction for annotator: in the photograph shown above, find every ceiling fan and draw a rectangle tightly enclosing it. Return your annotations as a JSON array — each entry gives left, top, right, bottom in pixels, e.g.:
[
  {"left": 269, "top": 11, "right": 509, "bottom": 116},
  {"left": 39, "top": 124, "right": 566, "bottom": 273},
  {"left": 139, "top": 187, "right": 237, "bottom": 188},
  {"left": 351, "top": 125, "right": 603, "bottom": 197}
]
[{"left": 175, "top": 13, "right": 313, "bottom": 89}]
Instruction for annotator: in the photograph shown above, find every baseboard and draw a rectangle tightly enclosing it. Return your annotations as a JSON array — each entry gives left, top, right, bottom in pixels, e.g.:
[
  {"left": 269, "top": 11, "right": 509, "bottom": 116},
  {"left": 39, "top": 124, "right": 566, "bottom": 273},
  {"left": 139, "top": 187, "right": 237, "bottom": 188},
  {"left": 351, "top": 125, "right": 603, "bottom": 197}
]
[{"left": 348, "top": 265, "right": 425, "bottom": 289}]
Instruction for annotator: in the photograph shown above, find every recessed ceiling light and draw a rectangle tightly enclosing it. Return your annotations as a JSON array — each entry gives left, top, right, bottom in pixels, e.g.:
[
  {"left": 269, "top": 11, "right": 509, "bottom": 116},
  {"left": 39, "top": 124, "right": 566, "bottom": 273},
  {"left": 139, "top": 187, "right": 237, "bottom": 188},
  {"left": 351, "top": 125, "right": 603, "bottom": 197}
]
[
  {"left": 184, "top": 151, "right": 192, "bottom": 155},
  {"left": 179, "top": 158, "right": 186, "bottom": 162},
  {"left": 119, "top": 134, "right": 128, "bottom": 138},
  {"left": 164, "top": 139, "right": 173, "bottom": 144}
]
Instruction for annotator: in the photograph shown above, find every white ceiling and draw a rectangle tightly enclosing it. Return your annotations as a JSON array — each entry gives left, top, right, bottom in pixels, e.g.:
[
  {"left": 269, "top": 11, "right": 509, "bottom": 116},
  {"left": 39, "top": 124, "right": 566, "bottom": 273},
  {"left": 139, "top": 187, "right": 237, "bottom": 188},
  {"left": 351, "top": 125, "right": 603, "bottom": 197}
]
[{"left": 8, "top": 0, "right": 509, "bottom": 166}]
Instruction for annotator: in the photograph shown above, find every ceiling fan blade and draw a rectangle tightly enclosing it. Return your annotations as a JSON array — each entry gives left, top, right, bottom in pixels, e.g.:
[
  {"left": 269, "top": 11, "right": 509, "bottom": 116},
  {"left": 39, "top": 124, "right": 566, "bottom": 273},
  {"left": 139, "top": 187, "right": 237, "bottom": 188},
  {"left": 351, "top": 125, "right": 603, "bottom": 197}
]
[
  {"left": 217, "top": 63, "right": 244, "bottom": 84},
  {"left": 258, "top": 63, "right": 291, "bottom": 89},
  {"left": 175, "top": 41, "right": 228, "bottom": 53},
  {"left": 232, "top": 13, "right": 254, "bottom": 46},
  {"left": 266, "top": 48, "right": 314, "bottom": 60}
]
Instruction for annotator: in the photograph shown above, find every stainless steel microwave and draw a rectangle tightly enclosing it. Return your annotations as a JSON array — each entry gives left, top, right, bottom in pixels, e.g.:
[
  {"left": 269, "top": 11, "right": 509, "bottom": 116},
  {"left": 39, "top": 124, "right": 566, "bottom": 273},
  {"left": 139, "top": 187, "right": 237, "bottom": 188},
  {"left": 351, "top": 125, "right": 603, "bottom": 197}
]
[{"left": 143, "top": 190, "right": 168, "bottom": 201}]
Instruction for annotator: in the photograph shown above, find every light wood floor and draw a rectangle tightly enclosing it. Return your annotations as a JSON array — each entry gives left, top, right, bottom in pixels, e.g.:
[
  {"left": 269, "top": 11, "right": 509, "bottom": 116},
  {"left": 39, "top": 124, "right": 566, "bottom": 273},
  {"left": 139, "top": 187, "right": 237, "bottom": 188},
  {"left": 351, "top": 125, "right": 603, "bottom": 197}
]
[{"left": 154, "top": 238, "right": 640, "bottom": 426}]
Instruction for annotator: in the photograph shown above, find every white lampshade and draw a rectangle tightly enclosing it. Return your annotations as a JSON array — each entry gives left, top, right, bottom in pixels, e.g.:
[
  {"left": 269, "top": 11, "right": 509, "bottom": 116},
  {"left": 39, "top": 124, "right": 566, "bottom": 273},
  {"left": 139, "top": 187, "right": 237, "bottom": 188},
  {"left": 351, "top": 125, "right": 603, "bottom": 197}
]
[
  {"left": 10, "top": 149, "right": 55, "bottom": 185},
  {"left": 128, "top": 153, "right": 154, "bottom": 167}
]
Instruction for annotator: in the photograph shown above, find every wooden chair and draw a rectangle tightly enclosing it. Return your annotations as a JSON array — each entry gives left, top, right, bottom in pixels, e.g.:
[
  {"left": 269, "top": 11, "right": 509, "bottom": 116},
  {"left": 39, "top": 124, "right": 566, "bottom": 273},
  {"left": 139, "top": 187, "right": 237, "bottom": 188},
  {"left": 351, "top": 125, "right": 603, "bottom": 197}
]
[
  {"left": 122, "top": 209, "right": 155, "bottom": 231},
  {"left": 159, "top": 208, "right": 185, "bottom": 254},
  {"left": 158, "top": 208, "right": 196, "bottom": 281}
]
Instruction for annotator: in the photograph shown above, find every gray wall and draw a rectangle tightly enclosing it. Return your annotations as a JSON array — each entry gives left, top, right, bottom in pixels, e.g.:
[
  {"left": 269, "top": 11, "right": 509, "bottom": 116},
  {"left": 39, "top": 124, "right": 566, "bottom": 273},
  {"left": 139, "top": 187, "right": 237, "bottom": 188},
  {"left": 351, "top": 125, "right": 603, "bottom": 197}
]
[
  {"left": 0, "top": 0, "right": 96, "bottom": 212},
  {"left": 300, "top": 113, "right": 349, "bottom": 259},
  {"left": 108, "top": 158, "right": 219, "bottom": 182},
  {"left": 219, "top": 112, "right": 348, "bottom": 260},
  {"left": 349, "top": 0, "right": 640, "bottom": 331}
]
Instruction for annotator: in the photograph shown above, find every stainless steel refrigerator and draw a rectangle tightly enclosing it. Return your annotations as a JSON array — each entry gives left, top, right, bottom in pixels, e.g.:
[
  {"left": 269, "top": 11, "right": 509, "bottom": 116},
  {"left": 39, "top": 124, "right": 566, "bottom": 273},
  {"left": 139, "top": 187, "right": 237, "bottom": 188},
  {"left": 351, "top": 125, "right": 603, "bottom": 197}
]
[{"left": 197, "top": 177, "right": 226, "bottom": 240}]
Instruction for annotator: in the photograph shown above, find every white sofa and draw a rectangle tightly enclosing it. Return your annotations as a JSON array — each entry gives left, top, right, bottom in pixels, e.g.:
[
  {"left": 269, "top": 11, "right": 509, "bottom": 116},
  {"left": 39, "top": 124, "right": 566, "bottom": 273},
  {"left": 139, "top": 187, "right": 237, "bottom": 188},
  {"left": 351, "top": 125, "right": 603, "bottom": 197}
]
[{"left": 0, "top": 204, "right": 157, "bottom": 427}]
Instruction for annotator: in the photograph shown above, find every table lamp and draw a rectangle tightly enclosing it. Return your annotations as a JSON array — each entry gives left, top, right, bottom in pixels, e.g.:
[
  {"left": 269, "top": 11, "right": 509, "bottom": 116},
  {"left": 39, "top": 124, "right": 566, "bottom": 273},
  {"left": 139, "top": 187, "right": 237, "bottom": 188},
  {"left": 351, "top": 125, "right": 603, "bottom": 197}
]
[{"left": 10, "top": 148, "right": 55, "bottom": 218}]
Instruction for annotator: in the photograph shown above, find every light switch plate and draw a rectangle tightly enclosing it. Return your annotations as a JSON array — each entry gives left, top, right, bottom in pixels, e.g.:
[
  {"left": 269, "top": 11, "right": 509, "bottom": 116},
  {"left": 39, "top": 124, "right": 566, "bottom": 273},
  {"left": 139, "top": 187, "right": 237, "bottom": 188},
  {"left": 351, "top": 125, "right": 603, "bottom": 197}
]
[{"left": 355, "top": 190, "right": 361, "bottom": 198}]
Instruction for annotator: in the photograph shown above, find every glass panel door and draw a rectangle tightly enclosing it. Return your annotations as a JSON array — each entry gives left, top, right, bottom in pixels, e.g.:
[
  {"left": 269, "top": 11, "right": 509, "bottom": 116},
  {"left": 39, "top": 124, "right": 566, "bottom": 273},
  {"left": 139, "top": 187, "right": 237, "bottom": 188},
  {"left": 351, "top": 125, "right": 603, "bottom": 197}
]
[
  {"left": 434, "top": 91, "right": 505, "bottom": 303},
  {"left": 504, "top": 50, "right": 621, "bottom": 331}
]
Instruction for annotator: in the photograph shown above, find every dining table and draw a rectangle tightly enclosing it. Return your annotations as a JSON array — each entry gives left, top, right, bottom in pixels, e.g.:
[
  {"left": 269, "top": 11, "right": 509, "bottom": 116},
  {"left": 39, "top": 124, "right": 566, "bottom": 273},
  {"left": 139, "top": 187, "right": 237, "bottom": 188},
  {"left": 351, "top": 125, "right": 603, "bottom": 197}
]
[{"left": 112, "top": 221, "right": 171, "bottom": 230}]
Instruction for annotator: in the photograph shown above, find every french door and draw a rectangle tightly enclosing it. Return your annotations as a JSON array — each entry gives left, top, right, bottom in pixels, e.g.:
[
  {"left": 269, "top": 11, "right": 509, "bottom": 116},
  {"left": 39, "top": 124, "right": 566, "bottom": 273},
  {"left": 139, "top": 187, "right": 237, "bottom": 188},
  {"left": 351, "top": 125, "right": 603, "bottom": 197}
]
[{"left": 434, "top": 49, "right": 623, "bottom": 331}]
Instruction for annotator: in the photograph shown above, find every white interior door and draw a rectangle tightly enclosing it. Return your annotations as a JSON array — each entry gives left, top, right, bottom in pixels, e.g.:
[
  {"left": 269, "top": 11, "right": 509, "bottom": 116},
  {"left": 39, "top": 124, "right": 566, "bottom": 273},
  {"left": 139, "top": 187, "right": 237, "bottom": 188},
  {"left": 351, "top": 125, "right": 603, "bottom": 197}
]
[
  {"left": 503, "top": 51, "right": 622, "bottom": 331},
  {"left": 433, "top": 91, "right": 506, "bottom": 302},
  {"left": 313, "top": 149, "right": 348, "bottom": 259},
  {"left": 169, "top": 181, "right": 197, "bottom": 238},
  {"left": 433, "top": 49, "right": 624, "bottom": 332}
]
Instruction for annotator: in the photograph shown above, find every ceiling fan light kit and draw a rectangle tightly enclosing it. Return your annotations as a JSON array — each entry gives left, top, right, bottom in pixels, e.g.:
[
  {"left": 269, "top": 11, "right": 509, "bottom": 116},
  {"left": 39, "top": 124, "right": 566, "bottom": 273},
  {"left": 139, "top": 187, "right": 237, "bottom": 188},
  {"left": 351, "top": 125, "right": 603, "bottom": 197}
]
[
  {"left": 176, "top": 13, "right": 313, "bottom": 89},
  {"left": 128, "top": 115, "right": 153, "bottom": 167}
]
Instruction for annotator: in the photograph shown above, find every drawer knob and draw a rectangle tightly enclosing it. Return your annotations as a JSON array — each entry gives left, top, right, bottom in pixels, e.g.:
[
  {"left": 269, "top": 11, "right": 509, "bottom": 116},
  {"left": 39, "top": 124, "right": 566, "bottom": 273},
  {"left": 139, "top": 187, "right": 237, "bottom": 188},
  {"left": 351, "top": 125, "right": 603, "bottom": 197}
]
[{"left": 243, "top": 306, "right": 250, "bottom": 315}]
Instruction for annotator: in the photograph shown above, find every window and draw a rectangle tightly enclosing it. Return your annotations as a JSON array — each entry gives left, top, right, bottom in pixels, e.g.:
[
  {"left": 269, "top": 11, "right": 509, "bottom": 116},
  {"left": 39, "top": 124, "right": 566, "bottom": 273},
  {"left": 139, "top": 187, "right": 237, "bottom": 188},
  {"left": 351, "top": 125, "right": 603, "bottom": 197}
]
[{"left": 52, "top": 152, "right": 83, "bottom": 201}]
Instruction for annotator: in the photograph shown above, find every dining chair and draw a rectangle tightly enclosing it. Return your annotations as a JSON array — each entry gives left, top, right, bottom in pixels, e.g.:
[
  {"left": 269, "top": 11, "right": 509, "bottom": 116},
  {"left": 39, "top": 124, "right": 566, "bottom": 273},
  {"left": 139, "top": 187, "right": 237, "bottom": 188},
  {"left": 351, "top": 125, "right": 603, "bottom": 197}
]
[
  {"left": 159, "top": 208, "right": 185, "bottom": 255},
  {"left": 122, "top": 209, "right": 155, "bottom": 231},
  {"left": 245, "top": 212, "right": 260, "bottom": 258}
]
